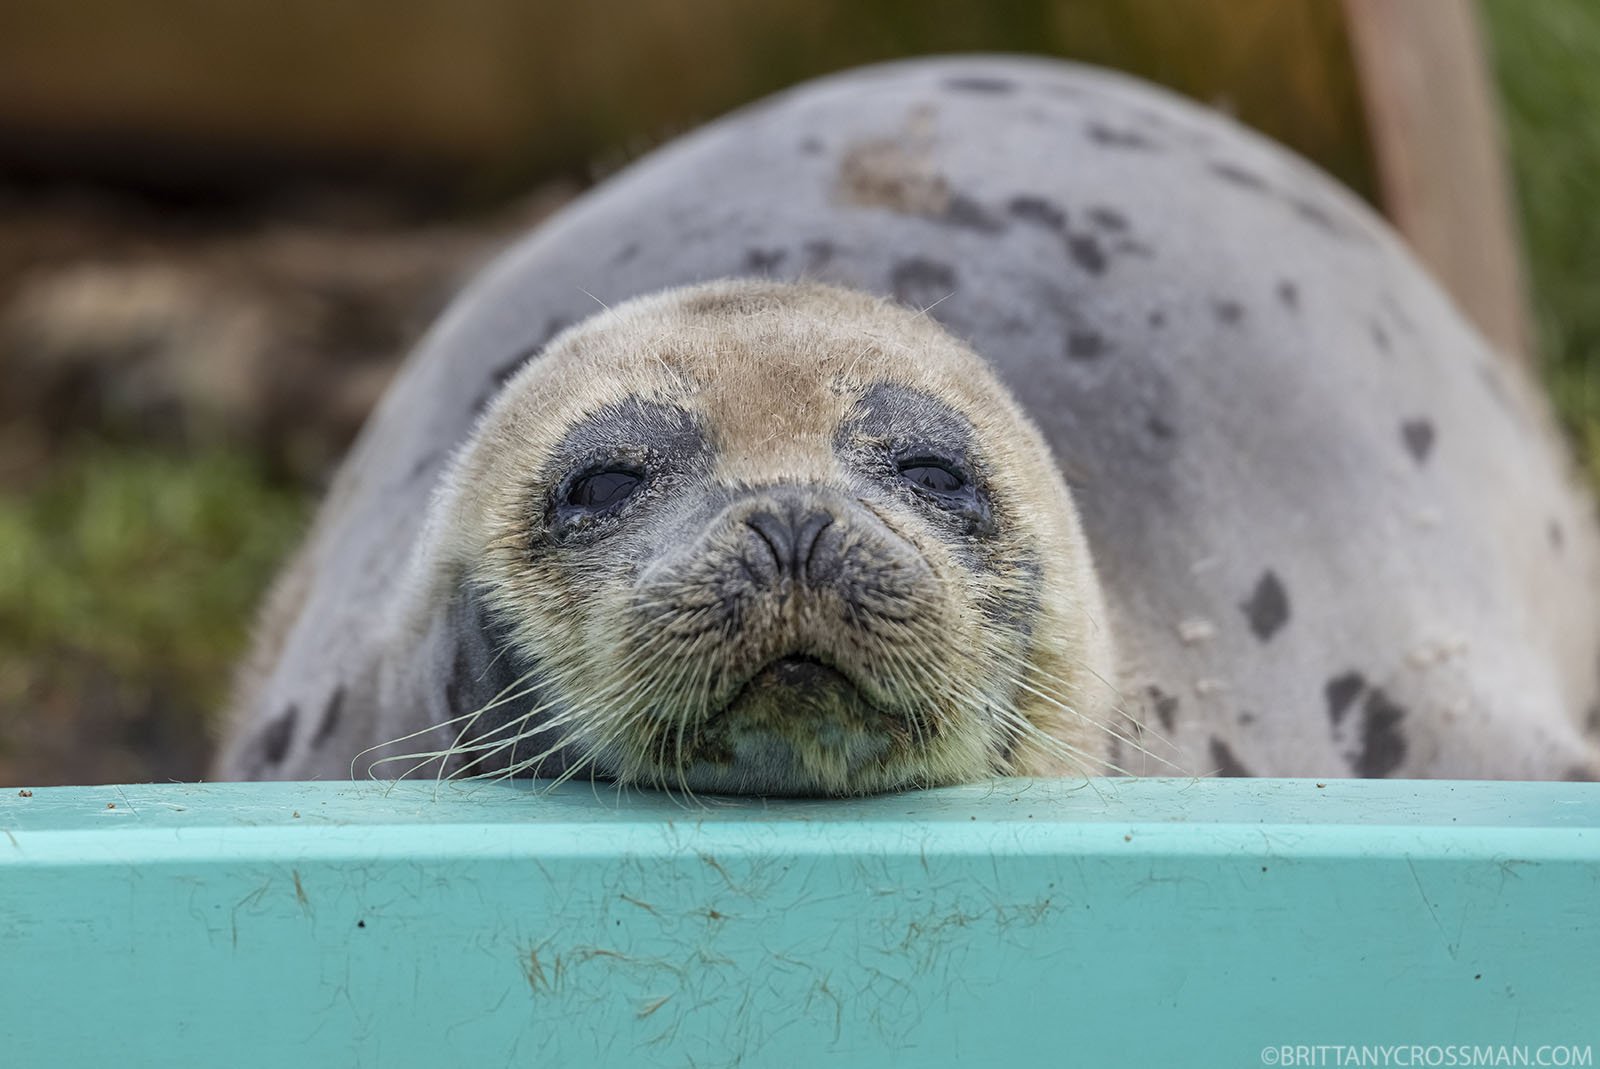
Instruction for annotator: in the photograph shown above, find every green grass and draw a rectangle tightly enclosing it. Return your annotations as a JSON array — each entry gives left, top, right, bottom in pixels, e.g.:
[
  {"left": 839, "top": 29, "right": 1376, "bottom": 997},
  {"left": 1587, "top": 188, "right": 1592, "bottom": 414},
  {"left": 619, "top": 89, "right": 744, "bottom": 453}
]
[
  {"left": 0, "top": 444, "right": 307, "bottom": 727},
  {"left": 1481, "top": 0, "right": 1600, "bottom": 480}
]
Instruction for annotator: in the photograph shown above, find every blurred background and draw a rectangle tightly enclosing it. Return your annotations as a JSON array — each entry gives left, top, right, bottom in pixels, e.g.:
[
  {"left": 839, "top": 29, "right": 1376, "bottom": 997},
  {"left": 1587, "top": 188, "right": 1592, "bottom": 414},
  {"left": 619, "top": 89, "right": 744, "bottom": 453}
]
[{"left": 1, "top": 0, "right": 1595, "bottom": 786}]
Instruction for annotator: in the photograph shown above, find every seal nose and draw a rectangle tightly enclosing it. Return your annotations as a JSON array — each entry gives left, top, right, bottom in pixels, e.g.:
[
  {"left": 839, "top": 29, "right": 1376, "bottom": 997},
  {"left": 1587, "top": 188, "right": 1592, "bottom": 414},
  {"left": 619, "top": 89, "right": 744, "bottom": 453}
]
[{"left": 744, "top": 504, "right": 838, "bottom": 585}]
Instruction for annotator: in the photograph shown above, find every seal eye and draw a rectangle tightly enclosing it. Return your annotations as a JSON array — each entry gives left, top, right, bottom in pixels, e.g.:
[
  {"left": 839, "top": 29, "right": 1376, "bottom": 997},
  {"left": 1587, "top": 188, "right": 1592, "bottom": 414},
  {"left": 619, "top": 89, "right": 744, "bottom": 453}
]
[
  {"left": 567, "top": 469, "right": 642, "bottom": 512},
  {"left": 898, "top": 460, "right": 966, "bottom": 494}
]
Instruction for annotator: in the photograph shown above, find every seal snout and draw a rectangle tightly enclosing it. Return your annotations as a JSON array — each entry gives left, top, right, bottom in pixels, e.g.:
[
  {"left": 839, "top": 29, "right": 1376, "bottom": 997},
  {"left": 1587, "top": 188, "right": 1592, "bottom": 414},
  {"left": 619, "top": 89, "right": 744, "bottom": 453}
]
[
  {"left": 623, "top": 482, "right": 938, "bottom": 729},
  {"left": 743, "top": 498, "right": 840, "bottom": 585}
]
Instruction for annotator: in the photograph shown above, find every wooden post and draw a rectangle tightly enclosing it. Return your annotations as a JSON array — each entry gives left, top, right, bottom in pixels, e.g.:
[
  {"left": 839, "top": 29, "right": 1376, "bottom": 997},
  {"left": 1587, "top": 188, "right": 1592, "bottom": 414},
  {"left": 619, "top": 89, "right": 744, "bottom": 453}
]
[{"left": 1343, "top": 0, "right": 1532, "bottom": 364}]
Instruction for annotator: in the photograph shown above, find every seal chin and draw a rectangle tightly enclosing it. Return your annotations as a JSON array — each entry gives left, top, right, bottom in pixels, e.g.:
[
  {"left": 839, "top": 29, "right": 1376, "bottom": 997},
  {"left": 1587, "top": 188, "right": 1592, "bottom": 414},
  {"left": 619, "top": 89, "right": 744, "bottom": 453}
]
[{"left": 677, "top": 654, "right": 911, "bottom": 795}]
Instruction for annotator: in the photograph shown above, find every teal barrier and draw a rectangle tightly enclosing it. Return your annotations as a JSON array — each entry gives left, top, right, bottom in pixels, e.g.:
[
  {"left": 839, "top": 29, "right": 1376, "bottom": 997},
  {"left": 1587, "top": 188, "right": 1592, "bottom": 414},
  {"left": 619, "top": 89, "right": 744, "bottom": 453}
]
[{"left": 3, "top": 779, "right": 1598, "bottom": 1066}]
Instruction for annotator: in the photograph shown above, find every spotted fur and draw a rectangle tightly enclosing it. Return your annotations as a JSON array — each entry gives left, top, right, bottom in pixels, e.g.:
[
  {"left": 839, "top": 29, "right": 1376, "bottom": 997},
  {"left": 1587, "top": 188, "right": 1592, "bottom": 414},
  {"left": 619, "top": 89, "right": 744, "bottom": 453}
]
[{"left": 215, "top": 56, "right": 1600, "bottom": 786}]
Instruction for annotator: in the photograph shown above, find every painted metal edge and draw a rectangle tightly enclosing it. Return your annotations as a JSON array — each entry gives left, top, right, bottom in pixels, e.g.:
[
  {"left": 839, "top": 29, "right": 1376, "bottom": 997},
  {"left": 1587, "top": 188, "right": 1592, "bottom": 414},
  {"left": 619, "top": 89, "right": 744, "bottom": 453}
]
[{"left": 2, "top": 779, "right": 1597, "bottom": 1067}]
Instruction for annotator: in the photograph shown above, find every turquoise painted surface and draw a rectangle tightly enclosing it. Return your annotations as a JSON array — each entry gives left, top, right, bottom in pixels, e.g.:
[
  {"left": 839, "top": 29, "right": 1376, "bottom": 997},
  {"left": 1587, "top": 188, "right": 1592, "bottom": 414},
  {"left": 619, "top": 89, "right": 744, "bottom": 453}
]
[{"left": 2, "top": 779, "right": 1597, "bottom": 1066}]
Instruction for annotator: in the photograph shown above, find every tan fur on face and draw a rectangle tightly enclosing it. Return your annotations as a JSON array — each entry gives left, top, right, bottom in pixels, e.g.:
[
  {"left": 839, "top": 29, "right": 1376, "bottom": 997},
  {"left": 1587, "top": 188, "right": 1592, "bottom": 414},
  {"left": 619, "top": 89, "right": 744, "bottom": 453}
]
[{"left": 410, "top": 279, "right": 1118, "bottom": 793}]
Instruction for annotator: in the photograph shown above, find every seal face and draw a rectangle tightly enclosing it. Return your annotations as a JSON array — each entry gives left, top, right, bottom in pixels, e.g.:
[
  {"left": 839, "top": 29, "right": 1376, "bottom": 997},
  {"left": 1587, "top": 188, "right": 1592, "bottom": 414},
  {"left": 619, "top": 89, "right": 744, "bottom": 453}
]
[{"left": 435, "top": 281, "right": 1115, "bottom": 795}]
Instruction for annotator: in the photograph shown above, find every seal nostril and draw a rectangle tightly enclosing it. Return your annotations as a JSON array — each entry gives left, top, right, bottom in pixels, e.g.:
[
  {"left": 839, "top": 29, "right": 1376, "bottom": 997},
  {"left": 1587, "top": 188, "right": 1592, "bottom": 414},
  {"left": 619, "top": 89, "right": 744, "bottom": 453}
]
[
  {"left": 744, "top": 506, "right": 838, "bottom": 584},
  {"left": 744, "top": 510, "right": 789, "bottom": 584},
  {"left": 795, "top": 511, "right": 836, "bottom": 582}
]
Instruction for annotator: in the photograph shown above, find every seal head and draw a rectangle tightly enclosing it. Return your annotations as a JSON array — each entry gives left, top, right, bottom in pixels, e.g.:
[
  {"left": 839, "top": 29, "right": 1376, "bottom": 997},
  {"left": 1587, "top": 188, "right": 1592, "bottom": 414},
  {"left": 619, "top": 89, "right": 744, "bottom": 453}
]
[{"left": 398, "top": 279, "right": 1115, "bottom": 795}]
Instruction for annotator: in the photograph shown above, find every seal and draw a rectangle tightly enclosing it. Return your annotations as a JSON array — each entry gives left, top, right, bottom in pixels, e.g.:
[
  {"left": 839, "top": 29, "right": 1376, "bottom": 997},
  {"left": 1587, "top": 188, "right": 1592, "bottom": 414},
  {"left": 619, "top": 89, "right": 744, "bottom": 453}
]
[
  {"left": 228, "top": 280, "right": 1120, "bottom": 795},
  {"left": 215, "top": 55, "right": 1600, "bottom": 789}
]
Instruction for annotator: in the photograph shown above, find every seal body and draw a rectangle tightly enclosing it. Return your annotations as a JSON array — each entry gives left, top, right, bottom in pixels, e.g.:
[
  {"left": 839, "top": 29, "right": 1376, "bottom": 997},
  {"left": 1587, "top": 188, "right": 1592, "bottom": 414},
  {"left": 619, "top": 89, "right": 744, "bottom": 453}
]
[{"left": 216, "top": 56, "right": 1600, "bottom": 786}]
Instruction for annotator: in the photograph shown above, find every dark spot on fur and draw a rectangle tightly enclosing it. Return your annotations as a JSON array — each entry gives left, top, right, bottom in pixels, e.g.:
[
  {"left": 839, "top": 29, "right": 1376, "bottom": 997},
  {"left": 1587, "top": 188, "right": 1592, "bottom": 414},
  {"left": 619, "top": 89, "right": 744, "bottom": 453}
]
[
  {"left": 1276, "top": 280, "right": 1299, "bottom": 310},
  {"left": 1130, "top": 106, "right": 1170, "bottom": 130},
  {"left": 312, "top": 687, "right": 345, "bottom": 748},
  {"left": 679, "top": 290, "right": 776, "bottom": 317},
  {"left": 1290, "top": 197, "right": 1341, "bottom": 234},
  {"left": 1067, "top": 233, "right": 1107, "bottom": 275},
  {"left": 943, "top": 193, "right": 1006, "bottom": 234},
  {"left": 1584, "top": 704, "right": 1600, "bottom": 739},
  {"left": 1401, "top": 419, "right": 1435, "bottom": 464},
  {"left": 610, "top": 242, "right": 640, "bottom": 265},
  {"left": 407, "top": 449, "right": 444, "bottom": 483},
  {"left": 257, "top": 705, "right": 298, "bottom": 767},
  {"left": 800, "top": 137, "right": 824, "bottom": 155},
  {"left": 1209, "top": 737, "right": 1253, "bottom": 777},
  {"left": 479, "top": 317, "right": 571, "bottom": 412},
  {"left": 1087, "top": 122, "right": 1155, "bottom": 150},
  {"left": 442, "top": 645, "right": 471, "bottom": 717},
  {"left": 1549, "top": 520, "right": 1565, "bottom": 552},
  {"left": 1104, "top": 733, "right": 1126, "bottom": 775},
  {"left": 1241, "top": 570, "right": 1290, "bottom": 641},
  {"left": 942, "top": 75, "right": 1016, "bottom": 95},
  {"left": 1379, "top": 291, "right": 1417, "bottom": 335},
  {"left": 1006, "top": 195, "right": 1066, "bottom": 231},
  {"left": 1087, "top": 206, "right": 1129, "bottom": 232},
  {"left": 1146, "top": 413, "right": 1176, "bottom": 439},
  {"left": 890, "top": 257, "right": 958, "bottom": 306},
  {"left": 1209, "top": 161, "right": 1269, "bottom": 191},
  {"left": 1147, "top": 310, "right": 1166, "bottom": 329},
  {"left": 1147, "top": 686, "right": 1178, "bottom": 732},
  {"left": 1008, "top": 198, "right": 1117, "bottom": 273},
  {"left": 802, "top": 239, "right": 836, "bottom": 270},
  {"left": 1212, "top": 300, "right": 1245, "bottom": 325},
  {"left": 1563, "top": 765, "right": 1598, "bottom": 782},
  {"left": 744, "top": 247, "right": 786, "bottom": 273},
  {"left": 1067, "top": 330, "right": 1110, "bottom": 360},
  {"left": 428, "top": 590, "right": 562, "bottom": 779},
  {"left": 1371, "top": 322, "right": 1391, "bottom": 353},
  {"left": 1324, "top": 671, "right": 1367, "bottom": 727},
  {"left": 1477, "top": 362, "right": 1505, "bottom": 396},
  {"left": 1353, "top": 689, "right": 1408, "bottom": 777}
]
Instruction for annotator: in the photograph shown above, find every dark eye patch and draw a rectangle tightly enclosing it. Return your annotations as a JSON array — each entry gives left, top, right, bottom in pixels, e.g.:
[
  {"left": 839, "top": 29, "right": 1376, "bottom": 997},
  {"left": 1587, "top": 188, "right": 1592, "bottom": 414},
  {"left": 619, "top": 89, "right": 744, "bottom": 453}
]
[
  {"left": 837, "top": 382, "right": 995, "bottom": 536},
  {"left": 845, "top": 382, "right": 977, "bottom": 453},
  {"left": 537, "top": 397, "right": 709, "bottom": 543}
]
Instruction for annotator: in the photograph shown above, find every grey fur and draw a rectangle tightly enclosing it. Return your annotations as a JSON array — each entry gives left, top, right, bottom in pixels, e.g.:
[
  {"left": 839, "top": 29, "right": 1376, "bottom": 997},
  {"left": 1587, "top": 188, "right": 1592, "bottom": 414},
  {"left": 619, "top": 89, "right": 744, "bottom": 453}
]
[{"left": 215, "top": 56, "right": 1600, "bottom": 783}]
